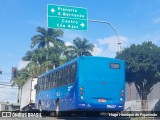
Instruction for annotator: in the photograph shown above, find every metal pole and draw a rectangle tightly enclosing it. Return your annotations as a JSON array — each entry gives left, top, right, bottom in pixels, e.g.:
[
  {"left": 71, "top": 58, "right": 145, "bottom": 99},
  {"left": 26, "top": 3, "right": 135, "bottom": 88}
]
[{"left": 88, "top": 19, "right": 121, "bottom": 52}]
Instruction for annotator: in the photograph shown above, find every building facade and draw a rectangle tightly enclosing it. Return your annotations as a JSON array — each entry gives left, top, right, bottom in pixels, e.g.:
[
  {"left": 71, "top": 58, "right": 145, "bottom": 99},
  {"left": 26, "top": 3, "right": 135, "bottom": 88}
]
[
  {"left": 125, "top": 82, "right": 160, "bottom": 111},
  {"left": 0, "top": 101, "right": 20, "bottom": 111}
]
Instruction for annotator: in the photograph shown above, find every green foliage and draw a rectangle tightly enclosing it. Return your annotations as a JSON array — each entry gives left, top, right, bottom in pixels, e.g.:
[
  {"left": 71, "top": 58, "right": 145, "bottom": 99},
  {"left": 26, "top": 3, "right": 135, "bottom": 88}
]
[
  {"left": 116, "top": 41, "right": 160, "bottom": 99},
  {"left": 13, "top": 27, "right": 95, "bottom": 87},
  {"left": 65, "top": 37, "right": 94, "bottom": 58},
  {"left": 11, "top": 68, "right": 30, "bottom": 87}
]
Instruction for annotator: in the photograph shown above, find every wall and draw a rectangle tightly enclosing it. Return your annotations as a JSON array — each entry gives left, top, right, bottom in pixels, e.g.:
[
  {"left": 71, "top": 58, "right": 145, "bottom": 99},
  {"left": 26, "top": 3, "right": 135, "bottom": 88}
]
[{"left": 125, "top": 82, "right": 160, "bottom": 111}]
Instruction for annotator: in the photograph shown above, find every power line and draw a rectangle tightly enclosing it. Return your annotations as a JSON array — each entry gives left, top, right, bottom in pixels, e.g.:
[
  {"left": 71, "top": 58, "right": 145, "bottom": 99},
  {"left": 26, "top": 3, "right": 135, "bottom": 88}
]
[
  {"left": 3, "top": 73, "right": 12, "bottom": 75},
  {"left": 0, "top": 84, "right": 13, "bottom": 86},
  {"left": 0, "top": 82, "right": 12, "bottom": 84},
  {"left": 0, "top": 82, "right": 18, "bottom": 87},
  {"left": 0, "top": 87, "right": 18, "bottom": 89}
]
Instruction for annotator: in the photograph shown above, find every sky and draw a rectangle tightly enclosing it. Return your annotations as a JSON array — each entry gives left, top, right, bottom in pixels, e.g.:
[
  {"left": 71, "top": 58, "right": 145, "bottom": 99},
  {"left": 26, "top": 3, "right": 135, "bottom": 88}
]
[{"left": 0, "top": 0, "right": 160, "bottom": 103}]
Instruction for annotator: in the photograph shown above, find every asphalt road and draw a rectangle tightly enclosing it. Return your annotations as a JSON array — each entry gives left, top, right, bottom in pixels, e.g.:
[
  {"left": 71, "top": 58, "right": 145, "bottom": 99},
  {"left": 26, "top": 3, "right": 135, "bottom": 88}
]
[{"left": 0, "top": 116, "right": 130, "bottom": 120}]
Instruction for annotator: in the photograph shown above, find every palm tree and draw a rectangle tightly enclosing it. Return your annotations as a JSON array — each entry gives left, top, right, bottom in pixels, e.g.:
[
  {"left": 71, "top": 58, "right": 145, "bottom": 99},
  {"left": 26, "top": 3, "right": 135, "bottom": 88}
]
[
  {"left": 64, "top": 45, "right": 75, "bottom": 61},
  {"left": 11, "top": 68, "right": 30, "bottom": 87},
  {"left": 65, "top": 37, "right": 95, "bottom": 58},
  {"left": 22, "top": 47, "right": 46, "bottom": 65},
  {"left": 31, "top": 27, "right": 64, "bottom": 71}
]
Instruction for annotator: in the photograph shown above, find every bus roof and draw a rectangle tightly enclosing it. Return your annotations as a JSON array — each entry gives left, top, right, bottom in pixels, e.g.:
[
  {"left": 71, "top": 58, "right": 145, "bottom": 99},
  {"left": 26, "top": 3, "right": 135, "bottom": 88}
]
[{"left": 38, "top": 56, "right": 124, "bottom": 78}]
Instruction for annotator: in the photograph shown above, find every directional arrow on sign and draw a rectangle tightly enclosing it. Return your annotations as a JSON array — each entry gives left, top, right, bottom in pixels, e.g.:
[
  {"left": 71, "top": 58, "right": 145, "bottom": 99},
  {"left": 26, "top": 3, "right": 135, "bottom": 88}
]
[
  {"left": 80, "top": 23, "right": 85, "bottom": 27},
  {"left": 51, "top": 8, "right": 55, "bottom": 13}
]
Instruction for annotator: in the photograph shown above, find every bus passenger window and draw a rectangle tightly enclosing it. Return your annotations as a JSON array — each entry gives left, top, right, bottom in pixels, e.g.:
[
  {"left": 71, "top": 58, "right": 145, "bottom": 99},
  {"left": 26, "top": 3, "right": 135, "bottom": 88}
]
[
  {"left": 72, "top": 63, "right": 77, "bottom": 73},
  {"left": 53, "top": 79, "right": 55, "bottom": 88}
]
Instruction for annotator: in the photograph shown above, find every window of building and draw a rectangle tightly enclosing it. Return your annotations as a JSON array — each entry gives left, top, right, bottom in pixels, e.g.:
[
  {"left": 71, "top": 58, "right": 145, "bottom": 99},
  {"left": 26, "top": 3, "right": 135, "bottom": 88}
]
[{"left": 5, "top": 105, "right": 9, "bottom": 111}]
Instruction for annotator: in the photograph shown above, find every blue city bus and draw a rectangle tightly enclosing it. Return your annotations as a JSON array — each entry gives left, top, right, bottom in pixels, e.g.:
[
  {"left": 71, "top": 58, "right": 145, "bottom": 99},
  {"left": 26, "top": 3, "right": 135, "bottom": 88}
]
[{"left": 35, "top": 56, "right": 125, "bottom": 116}]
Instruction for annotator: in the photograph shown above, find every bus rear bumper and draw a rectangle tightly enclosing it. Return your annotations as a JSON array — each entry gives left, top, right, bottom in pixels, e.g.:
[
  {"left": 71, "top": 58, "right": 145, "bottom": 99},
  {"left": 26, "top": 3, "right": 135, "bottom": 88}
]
[{"left": 76, "top": 102, "right": 124, "bottom": 111}]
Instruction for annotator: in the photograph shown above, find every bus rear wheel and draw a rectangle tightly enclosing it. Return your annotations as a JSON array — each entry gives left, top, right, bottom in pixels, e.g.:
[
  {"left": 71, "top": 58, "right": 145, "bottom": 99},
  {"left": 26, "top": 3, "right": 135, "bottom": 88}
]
[
  {"left": 55, "top": 101, "right": 61, "bottom": 117},
  {"left": 38, "top": 103, "right": 42, "bottom": 112}
]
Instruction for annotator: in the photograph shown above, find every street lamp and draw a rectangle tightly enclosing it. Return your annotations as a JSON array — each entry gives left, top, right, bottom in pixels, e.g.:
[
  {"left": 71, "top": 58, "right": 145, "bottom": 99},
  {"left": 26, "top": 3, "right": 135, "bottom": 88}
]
[{"left": 88, "top": 19, "right": 121, "bottom": 52}]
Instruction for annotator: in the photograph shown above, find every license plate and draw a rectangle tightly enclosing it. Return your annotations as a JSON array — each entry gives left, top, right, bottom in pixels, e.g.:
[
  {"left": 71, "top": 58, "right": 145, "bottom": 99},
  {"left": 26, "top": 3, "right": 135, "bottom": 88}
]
[{"left": 98, "top": 99, "right": 106, "bottom": 102}]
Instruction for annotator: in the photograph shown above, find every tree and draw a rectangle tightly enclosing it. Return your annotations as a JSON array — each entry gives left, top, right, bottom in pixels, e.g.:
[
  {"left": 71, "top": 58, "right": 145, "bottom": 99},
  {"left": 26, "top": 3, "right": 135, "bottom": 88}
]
[
  {"left": 66, "top": 37, "right": 94, "bottom": 58},
  {"left": 22, "top": 47, "right": 46, "bottom": 65},
  {"left": 116, "top": 41, "right": 160, "bottom": 111},
  {"left": 63, "top": 45, "right": 75, "bottom": 61},
  {"left": 48, "top": 41, "right": 66, "bottom": 68},
  {"left": 11, "top": 68, "right": 30, "bottom": 87},
  {"left": 31, "top": 27, "right": 64, "bottom": 71}
]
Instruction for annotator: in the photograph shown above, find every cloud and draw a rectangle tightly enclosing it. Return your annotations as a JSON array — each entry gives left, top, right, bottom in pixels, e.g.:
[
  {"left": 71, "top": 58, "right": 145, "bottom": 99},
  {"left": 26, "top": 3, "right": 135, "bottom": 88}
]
[
  {"left": 98, "top": 36, "right": 129, "bottom": 52},
  {"left": 0, "top": 60, "right": 29, "bottom": 104},
  {"left": 92, "top": 36, "right": 129, "bottom": 58},
  {"left": 0, "top": 74, "right": 18, "bottom": 103},
  {"left": 63, "top": 30, "right": 87, "bottom": 42},
  {"left": 92, "top": 44, "right": 116, "bottom": 58},
  {"left": 0, "top": 87, "right": 18, "bottom": 103},
  {"left": 92, "top": 44, "right": 106, "bottom": 56},
  {"left": 65, "top": 42, "right": 72, "bottom": 46},
  {"left": 17, "top": 60, "right": 30, "bottom": 70}
]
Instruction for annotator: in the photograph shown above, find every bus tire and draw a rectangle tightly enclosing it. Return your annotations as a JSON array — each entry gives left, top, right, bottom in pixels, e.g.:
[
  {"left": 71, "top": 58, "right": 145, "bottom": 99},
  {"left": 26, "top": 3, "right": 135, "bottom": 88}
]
[
  {"left": 55, "top": 101, "right": 61, "bottom": 117},
  {"left": 85, "top": 111, "right": 100, "bottom": 117},
  {"left": 38, "top": 103, "right": 42, "bottom": 112}
]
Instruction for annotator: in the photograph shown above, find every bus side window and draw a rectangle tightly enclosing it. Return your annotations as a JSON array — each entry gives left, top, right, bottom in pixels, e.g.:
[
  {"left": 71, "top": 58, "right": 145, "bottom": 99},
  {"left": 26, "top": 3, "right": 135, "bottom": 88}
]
[
  {"left": 53, "top": 73, "right": 55, "bottom": 88},
  {"left": 48, "top": 75, "right": 51, "bottom": 89},
  {"left": 71, "top": 63, "right": 77, "bottom": 83},
  {"left": 42, "top": 77, "right": 44, "bottom": 90},
  {"left": 67, "top": 66, "right": 70, "bottom": 75},
  {"left": 69, "top": 65, "right": 72, "bottom": 84},
  {"left": 52, "top": 74, "right": 54, "bottom": 87},
  {"left": 46, "top": 75, "right": 49, "bottom": 89},
  {"left": 63, "top": 67, "right": 67, "bottom": 85},
  {"left": 41, "top": 78, "right": 44, "bottom": 90},
  {"left": 44, "top": 77, "right": 46, "bottom": 89},
  {"left": 72, "top": 63, "right": 77, "bottom": 73},
  {"left": 61, "top": 69, "right": 64, "bottom": 86},
  {"left": 65, "top": 67, "right": 67, "bottom": 75},
  {"left": 59, "top": 69, "right": 63, "bottom": 86},
  {"left": 44, "top": 77, "right": 46, "bottom": 90},
  {"left": 42, "top": 77, "right": 45, "bottom": 90},
  {"left": 66, "top": 76, "right": 69, "bottom": 85},
  {"left": 57, "top": 71, "right": 60, "bottom": 86},
  {"left": 46, "top": 76, "right": 48, "bottom": 89},
  {"left": 49, "top": 74, "right": 52, "bottom": 88},
  {"left": 56, "top": 72, "right": 58, "bottom": 88},
  {"left": 62, "top": 68, "right": 66, "bottom": 86},
  {"left": 39, "top": 78, "right": 41, "bottom": 91}
]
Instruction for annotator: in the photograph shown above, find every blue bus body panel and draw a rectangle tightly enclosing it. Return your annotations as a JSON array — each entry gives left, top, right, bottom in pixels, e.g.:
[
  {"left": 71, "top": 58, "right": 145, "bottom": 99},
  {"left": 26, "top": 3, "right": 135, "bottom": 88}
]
[
  {"left": 35, "top": 56, "right": 125, "bottom": 111},
  {"left": 75, "top": 57, "right": 125, "bottom": 111},
  {"left": 35, "top": 84, "right": 76, "bottom": 111}
]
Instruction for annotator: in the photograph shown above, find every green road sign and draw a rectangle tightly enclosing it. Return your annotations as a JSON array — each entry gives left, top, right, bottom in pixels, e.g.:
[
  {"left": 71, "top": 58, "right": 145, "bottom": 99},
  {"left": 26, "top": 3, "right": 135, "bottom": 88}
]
[{"left": 47, "top": 4, "right": 88, "bottom": 30}]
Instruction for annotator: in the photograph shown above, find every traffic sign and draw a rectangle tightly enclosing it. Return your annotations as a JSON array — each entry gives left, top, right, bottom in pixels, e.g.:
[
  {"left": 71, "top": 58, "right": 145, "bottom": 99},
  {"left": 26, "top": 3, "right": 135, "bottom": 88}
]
[{"left": 47, "top": 4, "right": 88, "bottom": 30}]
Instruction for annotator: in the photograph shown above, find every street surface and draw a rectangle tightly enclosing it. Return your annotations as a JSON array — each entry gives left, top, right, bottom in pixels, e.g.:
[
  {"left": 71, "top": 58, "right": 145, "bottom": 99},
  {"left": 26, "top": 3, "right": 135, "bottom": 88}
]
[
  {"left": 1, "top": 116, "right": 160, "bottom": 120},
  {"left": 0, "top": 116, "right": 129, "bottom": 120}
]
